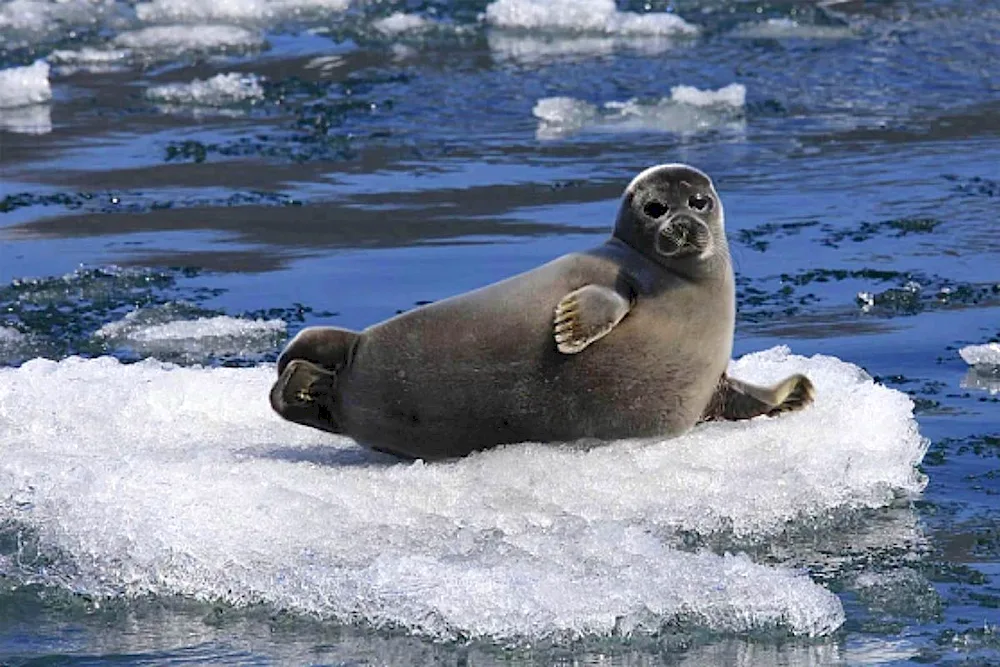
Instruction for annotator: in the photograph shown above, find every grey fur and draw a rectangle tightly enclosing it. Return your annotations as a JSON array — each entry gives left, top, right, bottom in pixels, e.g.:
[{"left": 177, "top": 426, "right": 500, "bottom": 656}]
[{"left": 271, "top": 164, "right": 806, "bottom": 459}]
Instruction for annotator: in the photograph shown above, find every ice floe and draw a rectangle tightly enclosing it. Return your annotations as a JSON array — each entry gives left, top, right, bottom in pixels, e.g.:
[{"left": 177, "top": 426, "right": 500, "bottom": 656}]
[
  {"left": 0, "top": 326, "right": 24, "bottom": 345},
  {"left": 533, "top": 84, "right": 746, "bottom": 139},
  {"left": 93, "top": 305, "right": 285, "bottom": 362},
  {"left": 0, "top": 347, "right": 926, "bottom": 640},
  {"left": 0, "top": 0, "right": 125, "bottom": 46},
  {"left": 959, "top": 342, "right": 1000, "bottom": 368},
  {"left": 48, "top": 47, "right": 130, "bottom": 74},
  {"left": 134, "top": 0, "right": 351, "bottom": 24},
  {"left": 960, "top": 342, "right": 1000, "bottom": 394},
  {"left": 373, "top": 12, "right": 433, "bottom": 36},
  {"left": 146, "top": 72, "right": 265, "bottom": 106},
  {"left": 0, "top": 103, "right": 51, "bottom": 135},
  {"left": 488, "top": 33, "right": 681, "bottom": 64},
  {"left": 113, "top": 24, "right": 265, "bottom": 54},
  {"left": 485, "top": 0, "right": 698, "bottom": 36},
  {"left": 731, "top": 18, "right": 855, "bottom": 40},
  {"left": 0, "top": 61, "right": 51, "bottom": 109}
]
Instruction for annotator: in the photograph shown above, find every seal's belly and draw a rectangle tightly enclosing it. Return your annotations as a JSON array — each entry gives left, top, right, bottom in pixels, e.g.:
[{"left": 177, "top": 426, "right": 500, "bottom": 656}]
[{"left": 337, "top": 272, "right": 731, "bottom": 458}]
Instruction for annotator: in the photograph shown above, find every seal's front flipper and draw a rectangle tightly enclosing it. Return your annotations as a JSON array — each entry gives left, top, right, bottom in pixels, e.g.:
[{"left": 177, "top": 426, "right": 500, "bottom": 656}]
[
  {"left": 554, "top": 284, "right": 632, "bottom": 354},
  {"left": 702, "top": 373, "right": 815, "bottom": 422}
]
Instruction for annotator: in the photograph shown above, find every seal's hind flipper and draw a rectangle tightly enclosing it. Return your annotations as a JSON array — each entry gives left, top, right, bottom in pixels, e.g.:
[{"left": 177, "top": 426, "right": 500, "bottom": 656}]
[
  {"left": 554, "top": 284, "right": 632, "bottom": 354},
  {"left": 272, "top": 326, "right": 360, "bottom": 434},
  {"left": 271, "top": 358, "right": 343, "bottom": 434},
  {"left": 702, "top": 373, "right": 815, "bottom": 422}
]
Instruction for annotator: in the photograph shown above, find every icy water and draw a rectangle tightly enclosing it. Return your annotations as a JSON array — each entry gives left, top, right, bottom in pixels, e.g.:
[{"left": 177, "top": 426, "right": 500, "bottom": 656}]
[{"left": 0, "top": 0, "right": 998, "bottom": 664}]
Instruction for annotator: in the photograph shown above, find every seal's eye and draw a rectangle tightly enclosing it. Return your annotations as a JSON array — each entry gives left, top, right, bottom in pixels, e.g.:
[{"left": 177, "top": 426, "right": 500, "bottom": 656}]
[
  {"left": 643, "top": 201, "right": 668, "bottom": 218},
  {"left": 688, "top": 193, "right": 713, "bottom": 211}
]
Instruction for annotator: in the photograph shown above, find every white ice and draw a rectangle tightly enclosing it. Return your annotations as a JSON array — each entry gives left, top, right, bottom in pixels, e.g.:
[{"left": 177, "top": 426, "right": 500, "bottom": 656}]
[
  {"left": 48, "top": 47, "right": 130, "bottom": 74},
  {"left": 485, "top": 0, "right": 698, "bottom": 36},
  {"left": 0, "top": 61, "right": 51, "bottom": 109},
  {"left": 0, "top": 326, "right": 24, "bottom": 344},
  {"left": 488, "top": 33, "right": 681, "bottom": 64},
  {"left": 0, "top": 0, "right": 123, "bottom": 46},
  {"left": 731, "top": 18, "right": 855, "bottom": 40},
  {"left": 959, "top": 342, "right": 1000, "bottom": 367},
  {"left": 94, "top": 306, "right": 285, "bottom": 361},
  {"left": 670, "top": 83, "right": 747, "bottom": 108},
  {"left": 0, "top": 347, "right": 926, "bottom": 640},
  {"left": 134, "top": 0, "right": 350, "bottom": 24},
  {"left": 533, "top": 84, "right": 746, "bottom": 139},
  {"left": 146, "top": 73, "right": 265, "bottom": 106},
  {"left": 373, "top": 12, "right": 432, "bottom": 36},
  {"left": 113, "top": 25, "right": 264, "bottom": 53},
  {"left": 0, "top": 103, "right": 51, "bottom": 135}
]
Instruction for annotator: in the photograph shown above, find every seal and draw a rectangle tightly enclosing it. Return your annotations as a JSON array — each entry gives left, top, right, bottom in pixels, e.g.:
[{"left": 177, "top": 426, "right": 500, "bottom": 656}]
[{"left": 271, "top": 164, "right": 814, "bottom": 459}]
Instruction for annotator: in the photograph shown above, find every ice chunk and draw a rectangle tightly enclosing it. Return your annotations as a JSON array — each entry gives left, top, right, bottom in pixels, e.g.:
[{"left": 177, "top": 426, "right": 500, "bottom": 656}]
[
  {"left": 134, "top": 0, "right": 350, "bottom": 24},
  {"left": 113, "top": 25, "right": 264, "bottom": 54},
  {"left": 732, "top": 18, "right": 854, "bottom": 40},
  {"left": 533, "top": 84, "right": 746, "bottom": 139},
  {"left": 373, "top": 12, "right": 432, "bottom": 35},
  {"left": 145, "top": 72, "right": 264, "bottom": 106},
  {"left": 0, "top": 348, "right": 925, "bottom": 639},
  {"left": 670, "top": 83, "right": 746, "bottom": 108},
  {"left": 0, "top": 61, "right": 51, "bottom": 109},
  {"left": 0, "top": 326, "right": 24, "bottom": 344},
  {"left": 93, "top": 305, "right": 285, "bottom": 362},
  {"left": 959, "top": 342, "right": 1000, "bottom": 367},
  {"left": 0, "top": 103, "right": 51, "bottom": 135},
  {"left": 0, "top": 0, "right": 123, "bottom": 46},
  {"left": 48, "top": 47, "right": 130, "bottom": 74},
  {"left": 485, "top": 0, "right": 698, "bottom": 35}
]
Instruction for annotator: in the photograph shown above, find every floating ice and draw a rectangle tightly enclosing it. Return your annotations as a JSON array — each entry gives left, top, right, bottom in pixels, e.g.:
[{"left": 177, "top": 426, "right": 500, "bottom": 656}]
[
  {"left": 485, "top": 0, "right": 698, "bottom": 36},
  {"left": 959, "top": 342, "right": 1000, "bottom": 368},
  {"left": 670, "top": 83, "right": 747, "bottom": 108},
  {"left": 93, "top": 305, "right": 285, "bottom": 362},
  {"left": 533, "top": 84, "right": 746, "bottom": 139},
  {"left": 0, "top": 326, "right": 24, "bottom": 344},
  {"left": 134, "top": 0, "right": 350, "bottom": 24},
  {"left": 0, "top": 103, "right": 51, "bottom": 135},
  {"left": 960, "top": 343, "right": 1000, "bottom": 394},
  {"left": 0, "top": 347, "right": 926, "bottom": 640},
  {"left": 731, "top": 18, "right": 854, "bottom": 40},
  {"left": 48, "top": 47, "right": 130, "bottom": 74},
  {"left": 0, "top": 61, "right": 51, "bottom": 109},
  {"left": 373, "top": 12, "right": 432, "bottom": 35},
  {"left": 0, "top": 0, "right": 123, "bottom": 46},
  {"left": 0, "top": 326, "right": 34, "bottom": 367},
  {"left": 488, "top": 32, "right": 683, "bottom": 64},
  {"left": 113, "top": 25, "right": 264, "bottom": 54},
  {"left": 146, "top": 72, "right": 265, "bottom": 106}
]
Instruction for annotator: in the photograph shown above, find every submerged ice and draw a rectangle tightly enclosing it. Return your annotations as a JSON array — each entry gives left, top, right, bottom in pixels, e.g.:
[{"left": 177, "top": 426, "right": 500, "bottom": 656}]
[
  {"left": 145, "top": 72, "right": 265, "bottom": 106},
  {"left": 533, "top": 84, "right": 746, "bottom": 139},
  {"left": 0, "top": 347, "right": 926, "bottom": 640},
  {"left": 0, "top": 61, "right": 51, "bottom": 109},
  {"left": 94, "top": 305, "right": 285, "bottom": 362},
  {"left": 485, "top": 0, "right": 698, "bottom": 36}
]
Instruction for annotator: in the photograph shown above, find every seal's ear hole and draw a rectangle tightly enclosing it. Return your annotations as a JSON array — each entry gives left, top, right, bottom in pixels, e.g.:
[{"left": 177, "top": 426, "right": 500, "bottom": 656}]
[{"left": 643, "top": 201, "right": 668, "bottom": 219}]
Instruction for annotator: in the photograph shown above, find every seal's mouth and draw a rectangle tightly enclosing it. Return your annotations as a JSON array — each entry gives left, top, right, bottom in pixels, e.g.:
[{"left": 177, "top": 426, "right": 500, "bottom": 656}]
[{"left": 655, "top": 215, "right": 713, "bottom": 259}]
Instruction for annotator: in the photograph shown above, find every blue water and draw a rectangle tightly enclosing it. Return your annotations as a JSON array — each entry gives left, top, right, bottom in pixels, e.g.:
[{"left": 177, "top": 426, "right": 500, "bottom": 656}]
[{"left": 1, "top": 0, "right": 999, "bottom": 663}]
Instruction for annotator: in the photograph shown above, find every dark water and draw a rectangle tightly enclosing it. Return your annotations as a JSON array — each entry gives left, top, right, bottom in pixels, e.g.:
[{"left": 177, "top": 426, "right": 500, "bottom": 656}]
[{"left": 1, "top": 0, "right": 998, "bottom": 664}]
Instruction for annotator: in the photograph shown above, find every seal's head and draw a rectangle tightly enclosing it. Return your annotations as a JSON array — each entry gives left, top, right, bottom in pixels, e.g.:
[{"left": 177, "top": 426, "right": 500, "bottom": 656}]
[{"left": 613, "top": 164, "right": 727, "bottom": 271}]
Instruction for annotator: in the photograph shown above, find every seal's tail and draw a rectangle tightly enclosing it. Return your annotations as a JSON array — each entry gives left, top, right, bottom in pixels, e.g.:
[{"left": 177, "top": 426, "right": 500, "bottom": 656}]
[{"left": 270, "top": 327, "right": 360, "bottom": 434}]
